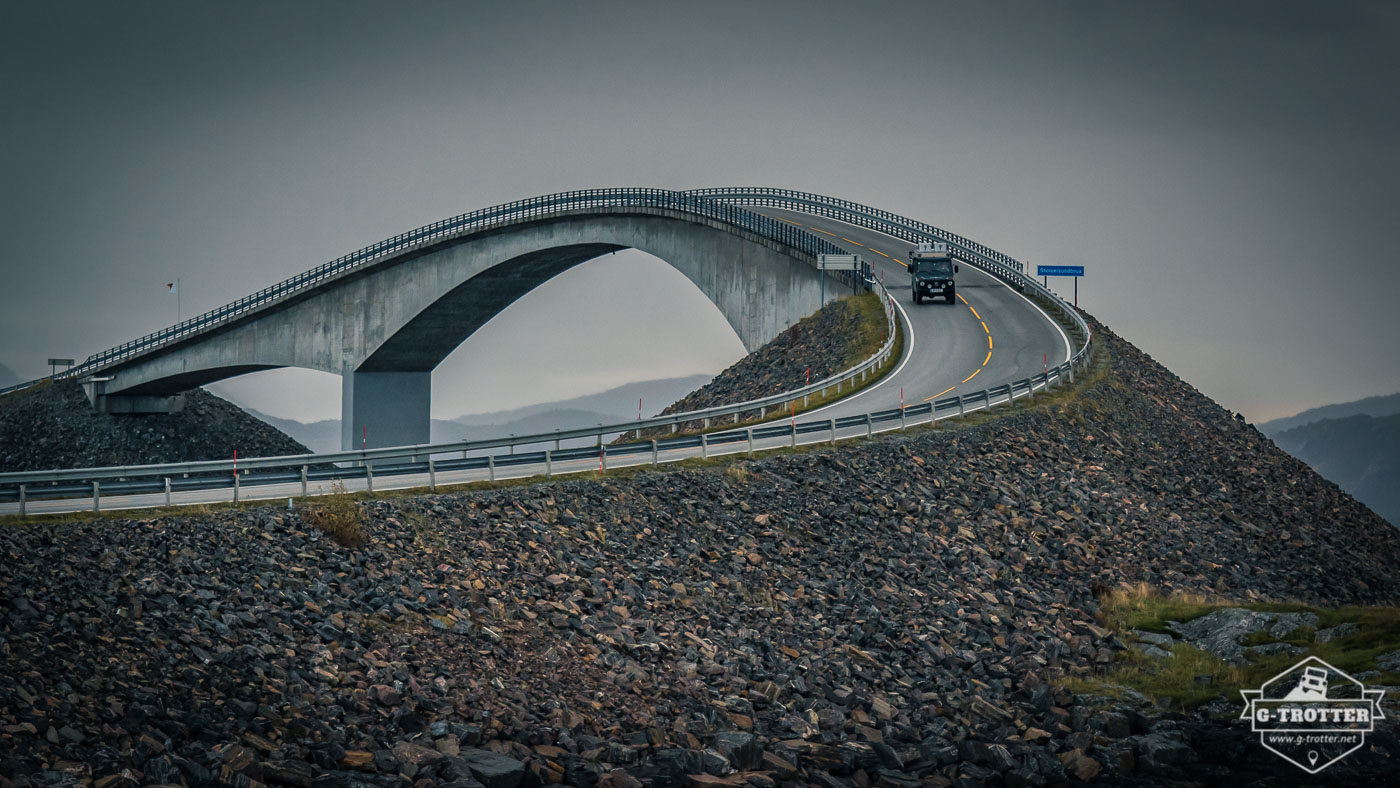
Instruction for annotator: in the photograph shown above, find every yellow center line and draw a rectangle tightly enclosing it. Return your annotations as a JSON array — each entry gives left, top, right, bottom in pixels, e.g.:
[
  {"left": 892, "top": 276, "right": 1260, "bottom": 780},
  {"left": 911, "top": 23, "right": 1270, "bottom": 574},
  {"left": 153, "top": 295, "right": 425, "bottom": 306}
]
[
  {"left": 969, "top": 306, "right": 981, "bottom": 320},
  {"left": 811, "top": 227, "right": 838, "bottom": 237},
  {"left": 988, "top": 335, "right": 993, "bottom": 350},
  {"left": 841, "top": 238, "right": 865, "bottom": 247},
  {"left": 777, "top": 217, "right": 804, "bottom": 226},
  {"left": 984, "top": 349, "right": 992, "bottom": 366},
  {"left": 980, "top": 320, "right": 989, "bottom": 334},
  {"left": 962, "top": 368, "right": 981, "bottom": 384},
  {"left": 925, "top": 385, "right": 956, "bottom": 401},
  {"left": 869, "top": 248, "right": 889, "bottom": 258},
  {"left": 957, "top": 293, "right": 969, "bottom": 304}
]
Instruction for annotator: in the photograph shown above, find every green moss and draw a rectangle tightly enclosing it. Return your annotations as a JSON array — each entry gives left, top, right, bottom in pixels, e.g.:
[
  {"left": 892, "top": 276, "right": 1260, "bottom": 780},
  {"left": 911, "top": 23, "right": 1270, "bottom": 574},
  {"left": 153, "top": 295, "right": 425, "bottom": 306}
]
[
  {"left": 1061, "top": 585, "right": 1400, "bottom": 711},
  {"left": 1061, "top": 642, "right": 1244, "bottom": 711}
]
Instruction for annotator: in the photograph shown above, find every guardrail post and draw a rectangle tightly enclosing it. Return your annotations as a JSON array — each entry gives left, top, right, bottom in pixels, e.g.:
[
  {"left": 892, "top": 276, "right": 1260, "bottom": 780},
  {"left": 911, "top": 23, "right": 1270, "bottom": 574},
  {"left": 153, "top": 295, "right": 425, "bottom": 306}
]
[
  {"left": 651, "top": 440, "right": 658, "bottom": 467},
  {"left": 865, "top": 413, "right": 873, "bottom": 436},
  {"left": 555, "top": 434, "right": 561, "bottom": 450},
  {"left": 829, "top": 419, "right": 836, "bottom": 445},
  {"left": 428, "top": 458, "right": 437, "bottom": 491},
  {"left": 18, "top": 485, "right": 25, "bottom": 517},
  {"left": 93, "top": 481, "right": 100, "bottom": 512},
  {"left": 747, "top": 429, "right": 754, "bottom": 456},
  {"left": 300, "top": 466, "right": 308, "bottom": 497},
  {"left": 233, "top": 472, "right": 240, "bottom": 503},
  {"left": 703, "top": 417, "right": 710, "bottom": 429},
  {"left": 365, "top": 464, "right": 373, "bottom": 494},
  {"left": 900, "top": 406, "right": 907, "bottom": 431},
  {"left": 488, "top": 454, "right": 496, "bottom": 482},
  {"left": 164, "top": 477, "right": 172, "bottom": 507},
  {"left": 957, "top": 395, "right": 966, "bottom": 417},
  {"left": 700, "top": 434, "right": 708, "bottom": 459},
  {"left": 600, "top": 446, "right": 608, "bottom": 471},
  {"left": 545, "top": 451, "right": 552, "bottom": 477},
  {"left": 803, "top": 394, "right": 809, "bottom": 408},
  {"left": 1008, "top": 382, "right": 1016, "bottom": 404}
]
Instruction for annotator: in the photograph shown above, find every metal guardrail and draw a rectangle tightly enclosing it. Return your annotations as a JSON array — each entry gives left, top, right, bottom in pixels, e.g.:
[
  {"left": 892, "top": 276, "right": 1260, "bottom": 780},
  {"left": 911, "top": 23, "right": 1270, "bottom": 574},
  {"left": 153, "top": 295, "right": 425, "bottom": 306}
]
[
  {"left": 0, "top": 366, "right": 1087, "bottom": 515},
  {"left": 691, "top": 187, "right": 1093, "bottom": 371},
  {"left": 0, "top": 274, "right": 897, "bottom": 487},
  {"left": 0, "top": 189, "right": 857, "bottom": 397},
  {"left": 0, "top": 188, "right": 1094, "bottom": 514}
]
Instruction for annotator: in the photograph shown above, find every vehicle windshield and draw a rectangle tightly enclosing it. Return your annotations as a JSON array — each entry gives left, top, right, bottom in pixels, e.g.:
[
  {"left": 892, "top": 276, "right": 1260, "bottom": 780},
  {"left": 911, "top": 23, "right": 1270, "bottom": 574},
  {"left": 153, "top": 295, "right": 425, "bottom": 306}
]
[{"left": 914, "top": 260, "right": 953, "bottom": 277}]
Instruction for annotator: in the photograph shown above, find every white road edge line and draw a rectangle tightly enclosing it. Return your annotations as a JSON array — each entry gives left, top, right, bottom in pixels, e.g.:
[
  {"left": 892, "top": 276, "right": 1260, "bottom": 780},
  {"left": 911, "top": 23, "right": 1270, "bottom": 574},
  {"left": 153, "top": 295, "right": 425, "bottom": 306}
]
[
  {"left": 798, "top": 294, "right": 915, "bottom": 419},
  {"left": 1002, "top": 279, "right": 1072, "bottom": 365},
  {"left": 784, "top": 210, "right": 1072, "bottom": 368}
]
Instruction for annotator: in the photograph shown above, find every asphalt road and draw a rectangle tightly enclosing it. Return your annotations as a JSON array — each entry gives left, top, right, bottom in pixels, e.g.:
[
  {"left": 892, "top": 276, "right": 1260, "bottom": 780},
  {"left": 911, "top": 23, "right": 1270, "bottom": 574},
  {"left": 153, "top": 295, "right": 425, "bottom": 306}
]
[
  {"left": 752, "top": 206, "right": 1070, "bottom": 420},
  {"left": 2, "top": 207, "right": 1075, "bottom": 516}
]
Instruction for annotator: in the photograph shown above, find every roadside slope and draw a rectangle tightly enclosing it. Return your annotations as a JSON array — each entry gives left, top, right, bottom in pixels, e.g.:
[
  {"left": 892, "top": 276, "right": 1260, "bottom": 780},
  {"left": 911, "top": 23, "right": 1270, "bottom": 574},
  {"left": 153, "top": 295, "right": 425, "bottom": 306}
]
[
  {"left": 0, "top": 381, "right": 312, "bottom": 472},
  {"left": 1, "top": 315, "right": 1397, "bottom": 784},
  {"left": 619, "top": 293, "right": 887, "bottom": 439}
]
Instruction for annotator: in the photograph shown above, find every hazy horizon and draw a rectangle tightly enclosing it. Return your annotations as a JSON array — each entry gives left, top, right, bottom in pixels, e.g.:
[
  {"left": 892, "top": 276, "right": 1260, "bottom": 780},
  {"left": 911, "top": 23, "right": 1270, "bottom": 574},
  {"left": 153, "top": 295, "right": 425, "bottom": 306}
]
[{"left": 3, "top": 1, "right": 1396, "bottom": 424}]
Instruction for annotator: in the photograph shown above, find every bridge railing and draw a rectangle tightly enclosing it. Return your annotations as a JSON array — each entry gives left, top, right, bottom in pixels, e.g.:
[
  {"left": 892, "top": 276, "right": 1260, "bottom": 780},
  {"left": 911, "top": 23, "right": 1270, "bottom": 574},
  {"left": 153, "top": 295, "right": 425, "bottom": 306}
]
[
  {"left": 0, "top": 188, "right": 1099, "bottom": 514},
  {"left": 0, "top": 189, "right": 856, "bottom": 396},
  {"left": 686, "top": 187, "right": 1090, "bottom": 360},
  {"left": 0, "top": 271, "right": 902, "bottom": 502}
]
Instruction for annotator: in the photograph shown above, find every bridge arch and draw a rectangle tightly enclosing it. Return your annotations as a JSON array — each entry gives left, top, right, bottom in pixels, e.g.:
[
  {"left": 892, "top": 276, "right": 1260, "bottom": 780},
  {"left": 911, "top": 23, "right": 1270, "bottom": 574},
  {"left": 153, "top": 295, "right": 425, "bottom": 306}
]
[{"left": 92, "top": 205, "right": 843, "bottom": 449}]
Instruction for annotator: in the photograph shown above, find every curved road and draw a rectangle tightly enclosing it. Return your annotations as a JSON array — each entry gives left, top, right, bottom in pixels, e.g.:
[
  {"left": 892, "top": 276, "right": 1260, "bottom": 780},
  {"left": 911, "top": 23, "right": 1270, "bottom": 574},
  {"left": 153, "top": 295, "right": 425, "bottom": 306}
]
[
  {"left": 2, "top": 203, "right": 1076, "bottom": 516},
  {"left": 752, "top": 206, "right": 1070, "bottom": 419}
]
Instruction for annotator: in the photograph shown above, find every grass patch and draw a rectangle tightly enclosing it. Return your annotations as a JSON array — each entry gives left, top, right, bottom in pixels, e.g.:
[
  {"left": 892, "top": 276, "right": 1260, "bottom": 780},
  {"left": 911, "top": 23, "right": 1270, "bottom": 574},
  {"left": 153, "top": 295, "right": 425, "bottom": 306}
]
[
  {"left": 1059, "top": 583, "right": 1400, "bottom": 712},
  {"left": 622, "top": 292, "right": 903, "bottom": 441},
  {"left": 1060, "top": 643, "right": 1246, "bottom": 710},
  {"left": 1096, "top": 581, "right": 1225, "bottom": 634},
  {"left": 302, "top": 482, "right": 368, "bottom": 547},
  {"left": 842, "top": 292, "right": 892, "bottom": 367}
]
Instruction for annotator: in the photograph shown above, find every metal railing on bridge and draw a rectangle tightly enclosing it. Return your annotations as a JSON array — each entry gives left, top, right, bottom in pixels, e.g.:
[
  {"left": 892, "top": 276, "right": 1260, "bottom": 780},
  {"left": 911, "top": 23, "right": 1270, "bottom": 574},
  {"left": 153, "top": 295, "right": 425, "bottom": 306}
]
[{"left": 0, "top": 189, "right": 857, "bottom": 396}]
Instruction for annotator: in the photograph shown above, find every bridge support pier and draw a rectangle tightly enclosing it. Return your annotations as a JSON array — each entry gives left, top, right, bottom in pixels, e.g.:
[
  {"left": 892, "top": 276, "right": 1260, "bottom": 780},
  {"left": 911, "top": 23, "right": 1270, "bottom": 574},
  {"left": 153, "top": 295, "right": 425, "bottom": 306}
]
[
  {"left": 83, "top": 379, "right": 186, "bottom": 414},
  {"left": 342, "top": 370, "right": 431, "bottom": 451}
]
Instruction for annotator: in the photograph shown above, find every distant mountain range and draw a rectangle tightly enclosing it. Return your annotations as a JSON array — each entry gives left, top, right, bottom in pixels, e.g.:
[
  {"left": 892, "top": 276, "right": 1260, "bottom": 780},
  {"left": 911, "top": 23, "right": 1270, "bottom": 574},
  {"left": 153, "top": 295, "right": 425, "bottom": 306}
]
[
  {"left": 1263, "top": 393, "right": 1400, "bottom": 527},
  {"left": 244, "top": 374, "right": 712, "bottom": 455},
  {"left": 1258, "top": 392, "right": 1400, "bottom": 436}
]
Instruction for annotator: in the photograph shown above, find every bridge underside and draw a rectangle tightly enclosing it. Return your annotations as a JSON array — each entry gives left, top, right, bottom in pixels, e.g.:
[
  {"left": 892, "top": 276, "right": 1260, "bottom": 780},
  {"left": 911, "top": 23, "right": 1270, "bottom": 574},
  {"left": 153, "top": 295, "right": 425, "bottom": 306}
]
[{"left": 88, "top": 210, "right": 842, "bottom": 450}]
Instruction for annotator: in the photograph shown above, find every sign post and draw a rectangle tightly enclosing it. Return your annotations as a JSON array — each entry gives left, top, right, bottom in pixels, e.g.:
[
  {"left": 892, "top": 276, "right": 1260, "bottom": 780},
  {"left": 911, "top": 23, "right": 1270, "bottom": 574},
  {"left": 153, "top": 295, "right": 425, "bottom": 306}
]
[
  {"left": 818, "top": 254, "right": 862, "bottom": 303},
  {"left": 1035, "top": 265, "right": 1085, "bottom": 307},
  {"left": 47, "top": 358, "right": 74, "bottom": 377}
]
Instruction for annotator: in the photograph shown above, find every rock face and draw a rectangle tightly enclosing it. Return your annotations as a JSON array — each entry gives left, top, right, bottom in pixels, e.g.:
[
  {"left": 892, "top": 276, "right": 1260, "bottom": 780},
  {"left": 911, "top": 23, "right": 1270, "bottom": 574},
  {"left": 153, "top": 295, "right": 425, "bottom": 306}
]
[
  {"left": 619, "top": 297, "right": 877, "bottom": 440},
  {"left": 1, "top": 315, "right": 1398, "bottom": 785},
  {"left": 0, "top": 381, "right": 312, "bottom": 471},
  {"left": 1168, "top": 609, "right": 1318, "bottom": 663}
]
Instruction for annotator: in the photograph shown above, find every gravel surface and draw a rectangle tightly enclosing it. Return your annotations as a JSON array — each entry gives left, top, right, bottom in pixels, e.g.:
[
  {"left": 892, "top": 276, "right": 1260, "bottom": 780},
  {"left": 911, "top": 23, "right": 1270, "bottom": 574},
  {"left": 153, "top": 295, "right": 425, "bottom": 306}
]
[
  {"left": 1, "top": 316, "right": 1397, "bottom": 786},
  {"left": 0, "top": 382, "right": 312, "bottom": 472}
]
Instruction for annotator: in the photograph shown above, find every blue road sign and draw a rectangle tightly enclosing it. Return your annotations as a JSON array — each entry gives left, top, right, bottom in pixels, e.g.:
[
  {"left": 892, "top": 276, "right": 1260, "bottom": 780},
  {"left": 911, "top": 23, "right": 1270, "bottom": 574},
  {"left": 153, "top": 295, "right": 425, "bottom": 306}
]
[{"left": 1037, "top": 265, "right": 1084, "bottom": 277}]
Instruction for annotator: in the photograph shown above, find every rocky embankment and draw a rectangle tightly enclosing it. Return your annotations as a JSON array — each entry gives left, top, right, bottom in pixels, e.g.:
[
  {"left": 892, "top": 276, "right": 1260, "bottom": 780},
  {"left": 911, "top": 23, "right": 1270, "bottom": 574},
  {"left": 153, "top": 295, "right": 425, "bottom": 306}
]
[
  {"left": 0, "top": 382, "right": 311, "bottom": 472},
  {"left": 2, "top": 317, "right": 1399, "bottom": 786},
  {"left": 619, "top": 297, "right": 880, "bottom": 440}
]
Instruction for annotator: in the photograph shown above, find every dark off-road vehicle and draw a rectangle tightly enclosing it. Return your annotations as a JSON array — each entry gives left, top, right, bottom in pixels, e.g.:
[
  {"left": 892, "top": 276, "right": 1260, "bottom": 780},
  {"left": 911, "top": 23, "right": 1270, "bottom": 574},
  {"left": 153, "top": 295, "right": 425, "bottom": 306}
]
[{"left": 910, "top": 241, "right": 958, "bottom": 304}]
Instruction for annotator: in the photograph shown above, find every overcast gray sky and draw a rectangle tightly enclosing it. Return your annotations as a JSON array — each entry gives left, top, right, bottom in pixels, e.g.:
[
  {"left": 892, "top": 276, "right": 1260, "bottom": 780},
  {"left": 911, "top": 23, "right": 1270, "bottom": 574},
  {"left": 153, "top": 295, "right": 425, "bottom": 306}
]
[{"left": 2, "top": 0, "right": 1396, "bottom": 423}]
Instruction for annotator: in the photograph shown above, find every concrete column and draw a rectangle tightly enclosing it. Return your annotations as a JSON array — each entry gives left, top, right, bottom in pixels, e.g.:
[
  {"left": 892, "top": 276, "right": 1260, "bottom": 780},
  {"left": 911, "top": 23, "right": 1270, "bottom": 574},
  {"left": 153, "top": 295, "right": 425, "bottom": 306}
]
[{"left": 342, "top": 370, "right": 431, "bottom": 451}]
